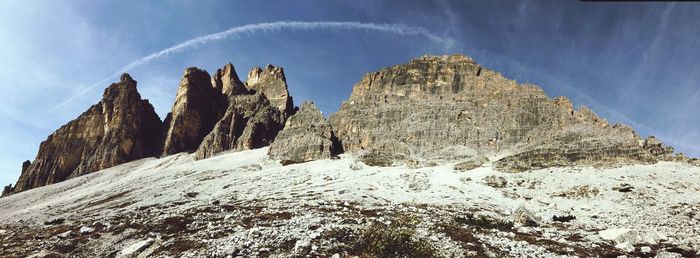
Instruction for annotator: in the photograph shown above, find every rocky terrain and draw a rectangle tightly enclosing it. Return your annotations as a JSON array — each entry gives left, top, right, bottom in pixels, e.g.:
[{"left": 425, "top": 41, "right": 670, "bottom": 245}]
[
  {"left": 1, "top": 54, "right": 698, "bottom": 257},
  {"left": 0, "top": 148, "right": 699, "bottom": 257}
]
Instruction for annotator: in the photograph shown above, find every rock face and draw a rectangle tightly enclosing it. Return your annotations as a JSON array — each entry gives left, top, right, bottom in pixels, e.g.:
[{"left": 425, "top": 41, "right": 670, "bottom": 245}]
[
  {"left": 330, "top": 55, "right": 676, "bottom": 170},
  {"left": 212, "top": 63, "right": 248, "bottom": 96},
  {"left": 162, "top": 68, "right": 226, "bottom": 155},
  {"left": 194, "top": 93, "right": 284, "bottom": 159},
  {"left": 13, "top": 74, "right": 162, "bottom": 192},
  {"left": 268, "top": 102, "right": 341, "bottom": 165},
  {"left": 330, "top": 55, "right": 557, "bottom": 163},
  {"left": 193, "top": 64, "right": 293, "bottom": 160},
  {"left": 246, "top": 65, "right": 294, "bottom": 119}
]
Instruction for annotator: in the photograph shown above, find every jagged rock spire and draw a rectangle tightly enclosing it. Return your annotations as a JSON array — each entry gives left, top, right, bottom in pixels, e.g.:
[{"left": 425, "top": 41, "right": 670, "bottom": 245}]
[
  {"left": 212, "top": 63, "right": 248, "bottom": 96},
  {"left": 161, "top": 67, "right": 226, "bottom": 156},
  {"left": 246, "top": 64, "right": 294, "bottom": 120},
  {"left": 13, "top": 74, "right": 162, "bottom": 192}
]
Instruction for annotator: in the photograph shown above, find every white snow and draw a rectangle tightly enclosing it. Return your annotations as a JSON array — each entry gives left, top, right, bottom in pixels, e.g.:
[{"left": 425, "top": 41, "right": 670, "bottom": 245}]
[{"left": 79, "top": 226, "right": 95, "bottom": 234}]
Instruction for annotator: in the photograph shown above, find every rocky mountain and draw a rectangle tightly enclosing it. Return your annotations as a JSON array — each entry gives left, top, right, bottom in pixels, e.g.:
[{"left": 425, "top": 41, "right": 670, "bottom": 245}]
[
  {"left": 11, "top": 74, "right": 162, "bottom": 192},
  {"left": 1, "top": 54, "right": 699, "bottom": 258},
  {"left": 329, "top": 55, "right": 681, "bottom": 170},
  {"left": 5, "top": 54, "right": 691, "bottom": 194},
  {"left": 194, "top": 92, "right": 284, "bottom": 160},
  {"left": 7, "top": 62, "right": 294, "bottom": 194},
  {"left": 246, "top": 64, "right": 295, "bottom": 119}
]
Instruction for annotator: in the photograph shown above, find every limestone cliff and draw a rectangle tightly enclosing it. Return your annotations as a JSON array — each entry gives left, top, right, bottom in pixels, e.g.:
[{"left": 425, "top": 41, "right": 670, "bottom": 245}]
[
  {"left": 329, "top": 55, "right": 677, "bottom": 170},
  {"left": 246, "top": 65, "right": 294, "bottom": 120},
  {"left": 189, "top": 62, "right": 293, "bottom": 160},
  {"left": 194, "top": 93, "right": 284, "bottom": 160},
  {"left": 13, "top": 74, "right": 162, "bottom": 192},
  {"left": 161, "top": 68, "right": 226, "bottom": 156}
]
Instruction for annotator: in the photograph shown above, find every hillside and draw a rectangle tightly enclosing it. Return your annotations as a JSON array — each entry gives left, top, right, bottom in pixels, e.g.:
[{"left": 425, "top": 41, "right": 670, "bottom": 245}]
[{"left": 0, "top": 148, "right": 699, "bottom": 257}]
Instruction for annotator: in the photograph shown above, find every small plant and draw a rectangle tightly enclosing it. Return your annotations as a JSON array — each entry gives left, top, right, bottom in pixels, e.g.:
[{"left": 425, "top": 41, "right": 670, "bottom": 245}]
[{"left": 352, "top": 221, "right": 435, "bottom": 258}]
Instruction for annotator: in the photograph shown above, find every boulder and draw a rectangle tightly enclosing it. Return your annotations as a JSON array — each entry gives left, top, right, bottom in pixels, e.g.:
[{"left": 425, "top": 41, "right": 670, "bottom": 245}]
[
  {"left": 117, "top": 238, "right": 155, "bottom": 258},
  {"left": 484, "top": 175, "right": 508, "bottom": 188},
  {"left": 512, "top": 205, "right": 542, "bottom": 226},
  {"left": 453, "top": 155, "right": 489, "bottom": 171},
  {"left": 655, "top": 251, "right": 683, "bottom": 258},
  {"left": 14, "top": 74, "right": 162, "bottom": 192},
  {"left": 598, "top": 228, "right": 642, "bottom": 246},
  {"left": 268, "top": 101, "right": 341, "bottom": 164},
  {"left": 79, "top": 226, "right": 95, "bottom": 234}
]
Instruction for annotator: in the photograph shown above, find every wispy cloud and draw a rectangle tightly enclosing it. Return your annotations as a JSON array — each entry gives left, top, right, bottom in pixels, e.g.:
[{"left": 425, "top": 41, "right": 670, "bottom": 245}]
[{"left": 48, "top": 21, "right": 455, "bottom": 111}]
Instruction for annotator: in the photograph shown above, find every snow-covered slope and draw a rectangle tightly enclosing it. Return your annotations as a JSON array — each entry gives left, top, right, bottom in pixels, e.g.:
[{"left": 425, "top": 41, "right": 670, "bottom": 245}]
[{"left": 1, "top": 148, "right": 699, "bottom": 257}]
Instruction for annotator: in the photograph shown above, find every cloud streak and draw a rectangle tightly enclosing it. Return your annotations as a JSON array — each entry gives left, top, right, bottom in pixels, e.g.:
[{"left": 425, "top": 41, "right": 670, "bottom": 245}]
[{"left": 48, "top": 21, "right": 455, "bottom": 111}]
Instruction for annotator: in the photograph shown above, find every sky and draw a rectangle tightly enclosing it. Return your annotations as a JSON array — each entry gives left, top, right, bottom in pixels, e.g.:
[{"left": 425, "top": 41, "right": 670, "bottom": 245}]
[{"left": 1, "top": 0, "right": 699, "bottom": 187}]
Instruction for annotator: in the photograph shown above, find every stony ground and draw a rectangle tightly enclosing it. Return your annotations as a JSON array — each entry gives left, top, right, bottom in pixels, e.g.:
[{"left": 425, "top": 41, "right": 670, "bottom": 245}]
[{"left": 0, "top": 148, "right": 699, "bottom": 258}]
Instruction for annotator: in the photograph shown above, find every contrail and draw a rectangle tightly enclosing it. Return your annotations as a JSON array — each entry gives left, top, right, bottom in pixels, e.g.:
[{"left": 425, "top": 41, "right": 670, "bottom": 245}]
[{"left": 49, "top": 21, "right": 455, "bottom": 111}]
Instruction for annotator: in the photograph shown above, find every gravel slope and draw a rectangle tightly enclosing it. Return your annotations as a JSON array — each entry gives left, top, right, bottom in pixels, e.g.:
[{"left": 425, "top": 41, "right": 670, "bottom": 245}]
[{"left": 0, "top": 148, "right": 698, "bottom": 257}]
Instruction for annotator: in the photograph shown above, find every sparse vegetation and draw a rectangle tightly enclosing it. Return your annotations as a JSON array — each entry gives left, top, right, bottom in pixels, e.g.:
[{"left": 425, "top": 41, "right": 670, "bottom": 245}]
[
  {"left": 351, "top": 221, "right": 435, "bottom": 258},
  {"left": 552, "top": 185, "right": 599, "bottom": 198}
]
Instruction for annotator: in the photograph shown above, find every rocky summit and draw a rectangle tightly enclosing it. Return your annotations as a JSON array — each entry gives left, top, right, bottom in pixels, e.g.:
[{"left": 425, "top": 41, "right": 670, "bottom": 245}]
[
  {"left": 11, "top": 74, "right": 162, "bottom": 192},
  {"left": 161, "top": 67, "right": 226, "bottom": 156},
  {"left": 330, "top": 55, "right": 681, "bottom": 170},
  {"left": 194, "top": 64, "right": 293, "bottom": 160}
]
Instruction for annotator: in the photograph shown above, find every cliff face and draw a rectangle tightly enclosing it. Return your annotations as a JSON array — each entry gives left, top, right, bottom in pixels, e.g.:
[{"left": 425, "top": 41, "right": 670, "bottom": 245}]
[
  {"left": 330, "top": 55, "right": 562, "bottom": 159},
  {"left": 329, "top": 55, "right": 676, "bottom": 170},
  {"left": 194, "top": 93, "right": 284, "bottom": 160},
  {"left": 268, "top": 101, "right": 341, "bottom": 165},
  {"left": 246, "top": 65, "right": 294, "bottom": 120},
  {"left": 161, "top": 68, "right": 226, "bottom": 156},
  {"left": 193, "top": 64, "right": 293, "bottom": 160},
  {"left": 13, "top": 74, "right": 162, "bottom": 192}
]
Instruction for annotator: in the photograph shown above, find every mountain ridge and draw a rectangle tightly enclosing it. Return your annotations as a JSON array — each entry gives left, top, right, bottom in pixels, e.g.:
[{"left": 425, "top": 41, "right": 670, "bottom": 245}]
[{"left": 2, "top": 54, "right": 693, "bottom": 195}]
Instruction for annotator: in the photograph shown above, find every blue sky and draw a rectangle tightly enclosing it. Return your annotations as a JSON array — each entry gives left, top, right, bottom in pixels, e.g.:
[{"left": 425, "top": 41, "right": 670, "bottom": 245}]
[{"left": 1, "top": 0, "right": 699, "bottom": 187}]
